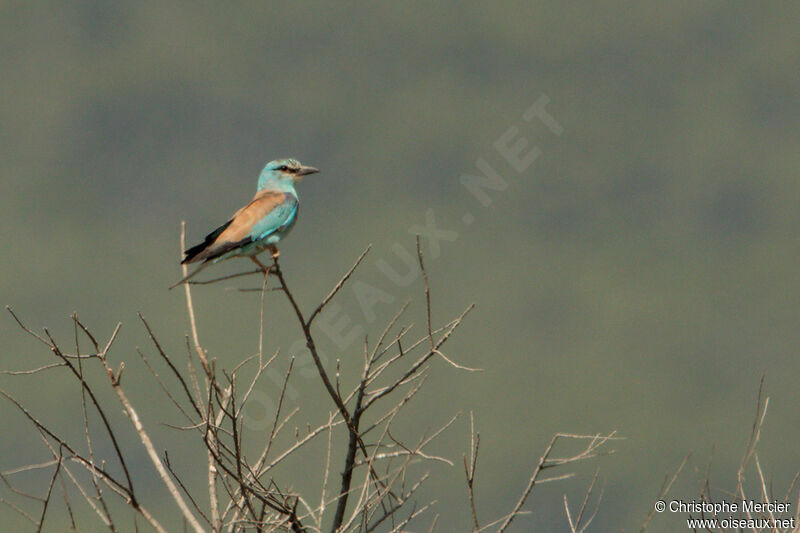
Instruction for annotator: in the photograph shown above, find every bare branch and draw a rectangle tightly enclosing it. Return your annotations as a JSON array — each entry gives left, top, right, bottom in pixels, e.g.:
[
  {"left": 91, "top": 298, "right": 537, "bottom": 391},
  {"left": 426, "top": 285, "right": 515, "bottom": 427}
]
[
  {"left": 737, "top": 374, "right": 769, "bottom": 498},
  {"left": 499, "top": 432, "right": 619, "bottom": 532},
  {"left": 0, "top": 362, "right": 65, "bottom": 375},
  {"left": 564, "top": 468, "right": 602, "bottom": 533},
  {"left": 101, "top": 360, "right": 205, "bottom": 533},
  {"left": 363, "top": 304, "right": 474, "bottom": 411},
  {"left": 307, "top": 246, "right": 371, "bottom": 327},
  {"left": 640, "top": 454, "right": 690, "bottom": 532},
  {"left": 139, "top": 313, "right": 203, "bottom": 419},
  {"left": 464, "top": 412, "right": 480, "bottom": 531},
  {"left": 35, "top": 446, "right": 63, "bottom": 533}
]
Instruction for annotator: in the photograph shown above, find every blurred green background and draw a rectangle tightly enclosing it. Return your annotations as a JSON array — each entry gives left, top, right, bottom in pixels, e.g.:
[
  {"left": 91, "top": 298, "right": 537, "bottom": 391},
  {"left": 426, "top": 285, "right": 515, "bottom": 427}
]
[{"left": 2, "top": 2, "right": 799, "bottom": 531}]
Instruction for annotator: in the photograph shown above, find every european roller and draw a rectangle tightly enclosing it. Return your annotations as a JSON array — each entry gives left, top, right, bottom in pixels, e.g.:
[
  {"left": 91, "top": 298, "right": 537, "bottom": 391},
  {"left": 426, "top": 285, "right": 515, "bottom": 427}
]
[{"left": 170, "top": 158, "right": 318, "bottom": 288}]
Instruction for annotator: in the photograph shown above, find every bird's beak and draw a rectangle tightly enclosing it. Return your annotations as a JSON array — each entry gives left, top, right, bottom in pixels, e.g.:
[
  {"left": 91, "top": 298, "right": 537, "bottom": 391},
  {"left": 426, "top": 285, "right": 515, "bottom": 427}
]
[{"left": 297, "top": 165, "right": 319, "bottom": 176}]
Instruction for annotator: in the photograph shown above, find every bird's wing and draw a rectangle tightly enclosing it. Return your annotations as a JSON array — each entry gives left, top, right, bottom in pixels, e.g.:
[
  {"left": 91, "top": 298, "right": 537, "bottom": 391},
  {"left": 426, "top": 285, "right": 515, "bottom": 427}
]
[{"left": 182, "top": 190, "right": 297, "bottom": 264}]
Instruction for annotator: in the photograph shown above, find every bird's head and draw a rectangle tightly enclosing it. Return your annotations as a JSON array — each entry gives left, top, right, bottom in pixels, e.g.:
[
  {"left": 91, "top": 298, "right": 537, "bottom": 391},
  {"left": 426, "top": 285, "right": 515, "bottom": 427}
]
[{"left": 258, "top": 158, "right": 319, "bottom": 191}]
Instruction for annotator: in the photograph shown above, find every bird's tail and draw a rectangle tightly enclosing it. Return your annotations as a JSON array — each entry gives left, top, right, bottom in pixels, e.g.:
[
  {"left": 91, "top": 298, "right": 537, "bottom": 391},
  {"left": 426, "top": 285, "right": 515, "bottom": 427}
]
[{"left": 169, "top": 262, "right": 210, "bottom": 290}]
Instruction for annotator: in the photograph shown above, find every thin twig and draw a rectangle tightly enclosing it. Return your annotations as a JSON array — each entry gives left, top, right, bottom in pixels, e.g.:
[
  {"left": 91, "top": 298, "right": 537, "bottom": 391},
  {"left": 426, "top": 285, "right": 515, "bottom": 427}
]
[
  {"left": 640, "top": 454, "right": 690, "bottom": 532},
  {"left": 307, "top": 246, "right": 371, "bottom": 327},
  {"left": 464, "top": 412, "right": 480, "bottom": 531},
  {"left": 102, "top": 359, "right": 205, "bottom": 533}
]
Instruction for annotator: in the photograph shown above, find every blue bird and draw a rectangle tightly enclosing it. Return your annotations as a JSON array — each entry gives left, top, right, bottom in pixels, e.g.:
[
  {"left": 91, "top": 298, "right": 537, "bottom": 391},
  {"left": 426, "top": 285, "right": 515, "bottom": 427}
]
[{"left": 170, "top": 158, "right": 318, "bottom": 288}]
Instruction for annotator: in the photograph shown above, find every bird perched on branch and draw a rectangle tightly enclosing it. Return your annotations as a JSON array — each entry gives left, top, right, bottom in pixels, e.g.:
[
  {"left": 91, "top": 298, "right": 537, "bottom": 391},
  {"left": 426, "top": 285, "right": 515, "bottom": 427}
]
[{"left": 170, "top": 158, "right": 319, "bottom": 289}]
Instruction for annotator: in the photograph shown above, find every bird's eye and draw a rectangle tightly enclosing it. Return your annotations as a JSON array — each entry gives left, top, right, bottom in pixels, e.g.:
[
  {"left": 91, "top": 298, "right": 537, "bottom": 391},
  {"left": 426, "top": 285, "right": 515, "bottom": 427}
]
[{"left": 279, "top": 165, "right": 288, "bottom": 171}]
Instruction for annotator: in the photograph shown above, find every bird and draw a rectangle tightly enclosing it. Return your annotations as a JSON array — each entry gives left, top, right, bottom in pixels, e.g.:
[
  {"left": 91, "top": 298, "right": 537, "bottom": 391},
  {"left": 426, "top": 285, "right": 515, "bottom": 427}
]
[{"left": 170, "top": 158, "right": 319, "bottom": 289}]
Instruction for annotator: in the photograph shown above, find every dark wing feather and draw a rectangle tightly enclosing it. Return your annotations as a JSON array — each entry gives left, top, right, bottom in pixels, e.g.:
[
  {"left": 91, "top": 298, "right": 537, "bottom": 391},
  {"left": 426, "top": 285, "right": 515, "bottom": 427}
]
[
  {"left": 182, "top": 219, "right": 234, "bottom": 264},
  {"left": 190, "top": 235, "right": 253, "bottom": 263}
]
